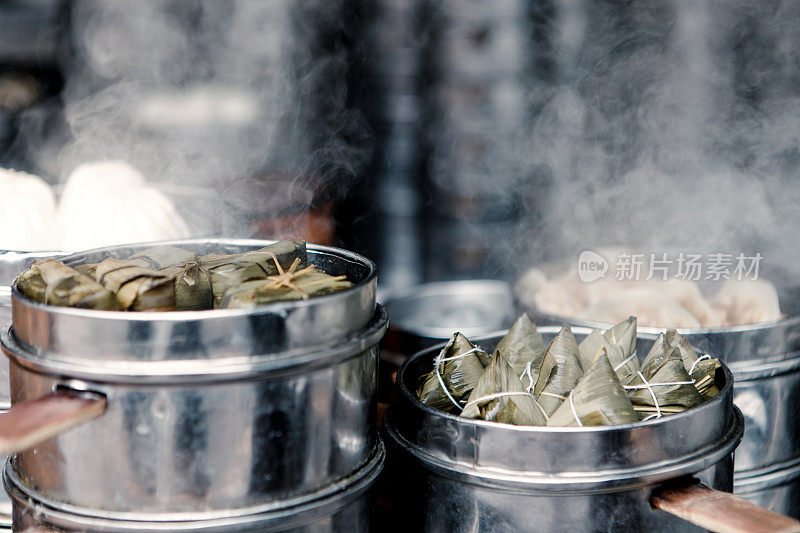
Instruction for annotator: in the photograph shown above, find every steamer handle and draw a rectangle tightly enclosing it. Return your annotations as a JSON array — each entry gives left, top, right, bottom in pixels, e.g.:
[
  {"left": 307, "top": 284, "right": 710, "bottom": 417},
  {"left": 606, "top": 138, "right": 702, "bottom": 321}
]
[
  {"left": 0, "top": 390, "right": 107, "bottom": 455},
  {"left": 651, "top": 481, "right": 800, "bottom": 533}
]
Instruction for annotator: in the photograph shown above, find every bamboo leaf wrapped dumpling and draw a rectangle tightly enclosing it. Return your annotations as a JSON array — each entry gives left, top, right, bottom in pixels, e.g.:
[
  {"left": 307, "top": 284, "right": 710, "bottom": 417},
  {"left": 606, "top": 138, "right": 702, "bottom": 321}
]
[
  {"left": 495, "top": 313, "right": 546, "bottom": 377},
  {"left": 461, "top": 351, "right": 547, "bottom": 426},
  {"left": 578, "top": 317, "right": 640, "bottom": 383},
  {"left": 533, "top": 325, "right": 584, "bottom": 416},
  {"left": 626, "top": 333, "right": 703, "bottom": 419},
  {"left": 548, "top": 347, "right": 639, "bottom": 427},
  {"left": 219, "top": 259, "right": 352, "bottom": 308},
  {"left": 664, "top": 329, "right": 720, "bottom": 400},
  {"left": 159, "top": 258, "right": 214, "bottom": 311},
  {"left": 203, "top": 240, "right": 308, "bottom": 307},
  {"left": 604, "top": 316, "right": 638, "bottom": 373},
  {"left": 131, "top": 246, "right": 196, "bottom": 269},
  {"left": 417, "top": 333, "right": 489, "bottom": 412},
  {"left": 94, "top": 258, "right": 175, "bottom": 311},
  {"left": 578, "top": 329, "right": 623, "bottom": 373},
  {"left": 17, "top": 259, "right": 117, "bottom": 310},
  {"left": 603, "top": 316, "right": 637, "bottom": 357}
]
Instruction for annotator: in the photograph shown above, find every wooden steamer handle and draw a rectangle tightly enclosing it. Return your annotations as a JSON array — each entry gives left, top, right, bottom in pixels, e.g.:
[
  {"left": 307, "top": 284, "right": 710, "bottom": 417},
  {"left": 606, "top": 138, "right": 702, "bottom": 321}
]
[
  {"left": 0, "top": 391, "right": 106, "bottom": 455},
  {"left": 652, "top": 482, "right": 800, "bottom": 533}
]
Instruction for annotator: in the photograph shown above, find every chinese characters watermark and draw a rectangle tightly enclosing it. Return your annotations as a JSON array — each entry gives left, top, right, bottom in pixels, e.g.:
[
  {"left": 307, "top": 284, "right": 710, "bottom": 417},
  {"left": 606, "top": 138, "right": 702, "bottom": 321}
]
[{"left": 578, "top": 251, "right": 762, "bottom": 283}]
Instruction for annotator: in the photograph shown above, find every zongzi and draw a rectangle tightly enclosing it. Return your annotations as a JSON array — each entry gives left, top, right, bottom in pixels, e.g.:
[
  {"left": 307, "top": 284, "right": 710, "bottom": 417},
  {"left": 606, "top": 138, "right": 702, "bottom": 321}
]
[
  {"left": 461, "top": 351, "right": 547, "bottom": 425},
  {"left": 414, "top": 314, "right": 723, "bottom": 428},
  {"left": 495, "top": 313, "right": 546, "bottom": 377},
  {"left": 17, "top": 259, "right": 117, "bottom": 310},
  {"left": 219, "top": 257, "right": 352, "bottom": 308},
  {"left": 548, "top": 347, "right": 639, "bottom": 427},
  {"left": 578, "top": 318, "right": 640, "bottom": 383},
  {"left": 626, "top": 333, "right": 703, "bottom": 419},
  {"left": 533, "top": 325, "right": 584, "bottom": 416},
  {"left": 95, "top": 258, "right": 175, "bottom": 311},
  {"left": 418, "top": 333, "right": 489, "bottom": 412},
  {"left": 203, "top": 240, "right": 308, "bottom": 307},
  {"left": 131, "top": 246, "right": 196, "bottom": 269},
  {"left": 159, "top": 258, "right": 213, "bottom": 311},
  {"left": 664, "top": 329, "right": 720, "bottom": 400}
]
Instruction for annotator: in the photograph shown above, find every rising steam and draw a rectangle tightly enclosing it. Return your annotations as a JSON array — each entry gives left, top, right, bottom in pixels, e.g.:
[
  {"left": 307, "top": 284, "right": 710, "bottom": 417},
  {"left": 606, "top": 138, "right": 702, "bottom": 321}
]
[
  {"left": 520, "top": 0, "right": 800, "bottom": 274},
  {"left": 18, "top": 0, "right": 371, "bottom": 239}
]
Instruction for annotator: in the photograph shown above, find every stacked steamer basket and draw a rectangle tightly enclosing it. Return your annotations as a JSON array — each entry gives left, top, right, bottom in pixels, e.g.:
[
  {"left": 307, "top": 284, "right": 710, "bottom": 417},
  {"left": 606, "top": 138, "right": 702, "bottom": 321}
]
[
  {"left": 0, "top": 240, "right": 386, "bottom": 532},
  {"left": 521, "top": 283, "right": 800, "bottom": 517},
  {"left": 366, "top": 0, "right": 426, "bottom": 291},
  {"left": 384, "top": 328, "right": 750, "bottom": 532},
  {"left": 418, "top": 0, "right": 532, "bottom": 280},
  {"left": 673, "top": 296, "right": 800, "bottom": 515},
  {"left": 0, "top": 249, "right": 64, "bottom": 530}
]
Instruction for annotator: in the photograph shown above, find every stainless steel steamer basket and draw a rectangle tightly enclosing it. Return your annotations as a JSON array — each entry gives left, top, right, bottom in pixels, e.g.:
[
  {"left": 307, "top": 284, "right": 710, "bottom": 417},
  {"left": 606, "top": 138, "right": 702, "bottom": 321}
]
[
  {"left": 0, "top": 239, "right": 385, "bottom": 516},
  {"left": 0, "top": 249, "right": 66, "bottom": 405},
  {"left": 522, "top": 294, "right": 800, "bottom": 475},
  {"left": 384, "top": 328, "right": 748, "bottom": 532},
  {"left": 6, "top": 442, "right": 385, "bottom": 533},
  {"left": 10, "top": 239, "right": 378, "bottom": 360},
  {"left": 381, "top": 280, "right": 516, "bottom": 356},
  {"left": 734, "top": 458, "right": 800, "bottom": 519},
  {"left": 0, "top": 250, "right": 65, "bottom": 532},
  {"left": 524, "top": 298, "right": 800, "bottom": 372}
]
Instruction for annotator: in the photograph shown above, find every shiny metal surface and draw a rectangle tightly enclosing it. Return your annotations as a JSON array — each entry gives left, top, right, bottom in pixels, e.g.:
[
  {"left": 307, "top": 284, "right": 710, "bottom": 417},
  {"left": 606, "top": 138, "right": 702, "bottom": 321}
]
[
  {"left": 10, "top": 239, "right": 377, "bottom": 362},
  {"left": 522, "top": 291, "right": 800, "bottom": 516},
  {"left": 0, "top": 250, "right": 62, "bottom": 525},
  {"left": 7, "top": 441, "right": 384, "bottom": 532},
  {"left": 384, "top": 328, "right": 744, "bottom": 532},
  {"left": 382, "top": 280, "right": 516, "bottom": 356},
  {"left": 1, "top": 239, "right": 385, "bottom": 514},
  {"left": 734, "top": 458, "right": 800, "bottom": 517},
  {"left": 0, "top": 249, "right": 65, "bottom": 406},
  {"left": 731, "top": 352, "right": 800, "bottom": 473},
  {"left": 2, "top": 307, "right": 385, "bottom": 513}
]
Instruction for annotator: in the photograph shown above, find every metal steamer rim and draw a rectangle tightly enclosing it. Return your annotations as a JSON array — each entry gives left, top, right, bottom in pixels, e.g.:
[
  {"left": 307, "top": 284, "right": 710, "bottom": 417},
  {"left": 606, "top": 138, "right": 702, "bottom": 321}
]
[
  {"left": 5, "top": 239, "right": 381, "bottom": 373},
  {"left": 0, "top": 306, "right": 387, "bottom": 385},
  {"left": 733, "top": 455, "right": 800, "bottom": 494},
  {"left": 384, "top": 408, "right": 744, "bottom": 493},
  {"left": 4, "top": 441, "right": 385, "bottom": 530},
  {"left": 389, "top": 328, "right": 743, "bottom": 491},
  {"left": 11, "top": 239, "right": 377, "bottom": 322},
  {"left": 396, "top": 327, "right": 740, "bottom": 432},
  {"left": 519, "top": 282, "right": 800, "bottom": 366},
  {"left": 380, "top": 279, "right": 515, "bottom": 340}
]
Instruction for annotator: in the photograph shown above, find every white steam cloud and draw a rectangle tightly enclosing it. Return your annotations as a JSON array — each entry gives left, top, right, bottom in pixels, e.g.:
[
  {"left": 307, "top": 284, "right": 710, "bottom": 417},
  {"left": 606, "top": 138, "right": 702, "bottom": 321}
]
[
  {"left": 19, "top": 0, "right": 371, "bottom": 239},
  {"left": 520, "top": 0, "right": 800, "bottom": 275}
]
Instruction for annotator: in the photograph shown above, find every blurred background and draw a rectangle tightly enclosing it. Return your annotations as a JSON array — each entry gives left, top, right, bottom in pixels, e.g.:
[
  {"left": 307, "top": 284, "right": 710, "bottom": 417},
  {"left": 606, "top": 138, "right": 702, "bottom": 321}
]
[{"left": 1, "top": 0, "right": 800, "bottom": 293}]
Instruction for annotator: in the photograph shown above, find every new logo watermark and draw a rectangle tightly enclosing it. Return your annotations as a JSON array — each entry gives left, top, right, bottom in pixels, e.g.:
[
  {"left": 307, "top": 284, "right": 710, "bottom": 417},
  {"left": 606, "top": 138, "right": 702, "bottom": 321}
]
[
  {"left": 577, "top": 251, "right": 762, "bottom": 283},
  {"left": 578, "top": 250, "right": 608, "bottom": 282}
]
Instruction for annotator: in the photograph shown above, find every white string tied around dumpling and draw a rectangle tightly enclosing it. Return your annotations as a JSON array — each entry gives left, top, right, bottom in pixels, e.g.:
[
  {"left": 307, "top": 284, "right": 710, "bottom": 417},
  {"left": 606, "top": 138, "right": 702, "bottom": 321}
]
[
  {"left": 520, "top": 360, "right": 536, "bottom": 392},
  {"left": 688, "top": 354, "right": 713, "bottom": 377},
  {"left": 613, "top": 350, "right": 638, "bottom": 372},
  {"left": 626, "top": 370, "right": 694, "bottom": 422},
  {"left": 568, "top": 389, "right": 582, "bottom": 427},
  {"left": 434, "top": 347, "right": 485, "bottom": 410},
  {"left": 461, "top": 392, "right": 534, "bottom": 413}
]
